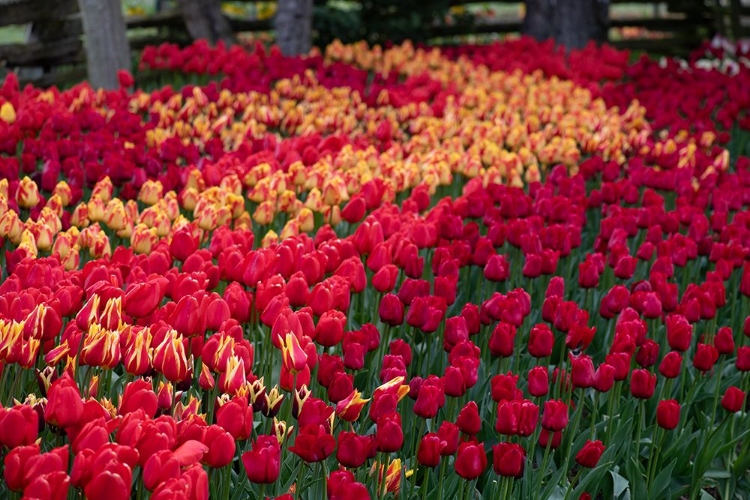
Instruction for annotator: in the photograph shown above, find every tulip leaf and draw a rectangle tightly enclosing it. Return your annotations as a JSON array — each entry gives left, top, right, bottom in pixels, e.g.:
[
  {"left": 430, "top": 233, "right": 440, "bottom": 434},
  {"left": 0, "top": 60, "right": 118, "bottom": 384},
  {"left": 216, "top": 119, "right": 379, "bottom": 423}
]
[
  {"left": 570, "top": 461, "right": 613, "bottom": 498},
  {"left": 648, "top": 458, "right": 676, "bottom": 500},
  {"left": 540, "top": 465, "right": 568, "bottom": 500},
  {"left": 704, "top": 469, "right": 732, "bottom": 479},
  {"left": 610, "top": 469, "right": 630, "bottom": 500},
  {"left": 625, "top": 455, "right": 648, "bottom": 500}
]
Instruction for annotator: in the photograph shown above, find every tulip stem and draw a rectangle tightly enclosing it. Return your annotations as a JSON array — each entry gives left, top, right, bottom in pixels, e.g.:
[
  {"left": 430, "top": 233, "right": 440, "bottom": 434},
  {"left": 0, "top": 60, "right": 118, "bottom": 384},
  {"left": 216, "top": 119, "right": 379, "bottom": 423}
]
[
  {"left": 646, "top": 426, "right": 663, "bottom": 493},
  {"left": 710, "top": 357, "right": 726, "bottom": 425},
  {"left": 590, "top": 392, "right": 599, "bottom": 439},
  {"left": 437, "top": 458, "right": 447, "bottom": 497},
  {"left": 634, "top": 399, "right": 645, "bottom": 462},
  {"left": 500, "top": 477, "right": 510, "bottom": 500},
  {"left": 259, "top": 483, "right": 266, "bottom": 499},
  {"left": 421, "top": 469, "right": 430, "bottom": 500},
  {"left": 562, "top": 467, "right": 582, "bottom": 500},
  {"left": 535, "top": 439, "right": 553, "bottom": 494},
  {"left": 457, "top": 479, "right": 466, "bottom": 500},
  {"left": 411, "top": 419, "right": 425, "bottom": 493}
]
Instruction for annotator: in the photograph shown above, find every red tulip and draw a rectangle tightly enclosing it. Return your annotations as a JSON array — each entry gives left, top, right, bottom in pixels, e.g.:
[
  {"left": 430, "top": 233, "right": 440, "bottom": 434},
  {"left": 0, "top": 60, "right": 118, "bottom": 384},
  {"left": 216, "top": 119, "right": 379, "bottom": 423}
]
[
  {"left": 656, "top": 400, "right": 680, "bottom": 430},
  {"left": 215, "top": 396, "right": 253, "bottom": 441},
  {"left": 242, "top": 435, "right": 281, "bottom": 484},
  {"left": 336, "top": 432, "right": 376, "bottom": 468},
  {"left": 528, "top": 324, "right": 554, "bottom": 358},
  {"left": 570, "top": 354, "right": 595, "bottom": 388},
  {"left": 379, "top": 293, "right": 404, "bottom": 326},
  {"left": 45, "top": 373, "right": 83, "bottom": 429},
  {"left": 693, "top": 343, "right": 719, "bottom": 372},
  {"left": 541, "top": 400, "right": 569, "bottom": 432},
  {"left": 202, "top": 425, "right": 235, "bottom": 468},
  {"left": 289, "top": 424, "right": 336, "bottom": 463},
  {"left": 492, "top": 442, "right": 525, "bottom": 478},
  {"left": 722, "top": 386, "right": 745, "bottom": 413},
  {"left": 376, "top": 412, "right": 404, "bottom": 453},
  {"left": 527, "top": 366, "right": 549, "bottom": 397},
  {"left": 417, "top": 433, "right": 445, "bottom": 467},
  {"left": 575, "top": 440, "right": 605, "bottom": 468},
  {"left": 659, "top": 351, "right": 683, "bottom": 378},
  {"left": 456, "top": 401, "right": 481, "bottom": 435},
  {"left": 23, "top": 471, "right": 70, "bottom": 500},
  {"left": 630, "top": 369, "right": 656, "bottom": 399},
  {"left": 666, "top": 314, "right": 692, "bottom": 352},
  {"left": 119, "top": 379, "right": 158, "bottom": 418},
  {"left": 0, "top": 403, "right": 38, "bottom": 448},
  {"left": 455, "top": 441, "right": 487, "bottom": 479}
]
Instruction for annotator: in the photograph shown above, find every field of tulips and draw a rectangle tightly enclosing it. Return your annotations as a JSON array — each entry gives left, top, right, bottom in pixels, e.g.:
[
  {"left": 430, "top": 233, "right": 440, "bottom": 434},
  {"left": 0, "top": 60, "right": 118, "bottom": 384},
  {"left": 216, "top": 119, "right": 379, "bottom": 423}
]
[{"left": 1, "top": 35, "right": 750, "bottom": 500}]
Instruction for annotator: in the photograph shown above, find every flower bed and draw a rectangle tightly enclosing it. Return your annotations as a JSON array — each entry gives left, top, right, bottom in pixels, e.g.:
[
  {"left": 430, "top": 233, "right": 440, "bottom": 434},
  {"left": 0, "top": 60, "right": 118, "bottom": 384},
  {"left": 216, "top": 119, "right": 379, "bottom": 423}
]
[{"left": 0, "top": 36, "right": 749, "bottom": 500}]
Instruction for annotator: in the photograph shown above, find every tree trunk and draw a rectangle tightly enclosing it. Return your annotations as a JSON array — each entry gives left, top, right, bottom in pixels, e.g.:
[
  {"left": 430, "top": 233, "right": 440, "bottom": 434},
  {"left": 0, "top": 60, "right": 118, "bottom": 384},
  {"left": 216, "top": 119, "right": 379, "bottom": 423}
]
[
  {"left": 177, "top": 0, "right": 235, "bottom": 46},
  {"left": 275, "top": 0, "right": 314, "bottom": 56},
  {"left": 523, "top": 0, "right": 609, "bottom": 49},
  {"left": 78, "top": 0, "right": 131, "bottom": 89}
]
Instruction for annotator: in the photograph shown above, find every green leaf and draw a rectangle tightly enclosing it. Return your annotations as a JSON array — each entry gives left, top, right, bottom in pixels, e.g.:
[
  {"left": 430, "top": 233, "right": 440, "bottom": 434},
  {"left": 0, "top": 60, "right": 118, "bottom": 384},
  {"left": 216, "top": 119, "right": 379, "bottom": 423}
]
[
  {"left": 626, "top": 455, "right": 648, "bottom": 500},
  {"left": 649, "top": 458, "right": 676, "bottom": 500},
  {"left": 705, "top": 469, "right": 732, "bottom": 479},
  {"left": 571, "top": 461, "right": 613, "bottom": 498},
  {"left": 611, "top": 469, "right": 631, "bottom": 500}
]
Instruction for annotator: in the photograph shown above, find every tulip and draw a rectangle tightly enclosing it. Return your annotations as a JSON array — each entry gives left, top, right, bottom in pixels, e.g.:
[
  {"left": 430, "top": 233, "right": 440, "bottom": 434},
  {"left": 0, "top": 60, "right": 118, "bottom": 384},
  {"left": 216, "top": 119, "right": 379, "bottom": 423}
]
[
  {"left": 527, "top": 366, "right": 549, "bottom": 397},
  {"left": 541, "top": 400, "right": 569, "bottom": 432},
  {"left": 336, "top": 432, "right": 376, "bottom": 468},
  {"left": 489, "top": 322, "right": 516, "bottom": 357},
  {"left": 0, "top": 404, "right": 39, "bottom": 448},
  {"left": 455, "top": 441, "right": 487, "bottom": 479},
  {"left": 4, "top": 443, "right": 40, "bottom": 491},
  {"left": 216, "top": 396, "right": 253, "bottom": 441},
  {"left": 492, "top": 442, "right": 525, "bottom": 478},
  {"left": 456, "top": 401, "right": 482, "bottom": 436},
  {"left": 666, "top": 314, "right": 692, "bottom": 352},
  {"left": 417, "top": 433, "right": 445, "bottom": 468},
  {"left": 289, "top": 424, "right": 336, "bottom": 463},
  {"left": 328, "top": 469, "right": 370, "bottom": 500},
  {"left": 693, "top": 343, "right": 719, "bottom": 372},
  {"left": 433, "top": 421, "right": 458, "bottom": 457},
  {"left": 528, "top": 324, "right": 554, "bottom": 358},
  {"left": 657, "top": 399, "right": 680, "bottom": 430},
  {"left": 376, "top": 412, "right": 404, "bottom": 452},
  {"left": 335, "top": 390, "right": 369, "bottom": 422},
  {"left": 202, "top": 425, "right": 235, "bottom": 468},
  {"left": 45, "top": 373, "right": 83, "bottom": 429},
  {"left": 152, "top": 329, "right": 190, "bottom": 383},
  {"left": 630, "top": 369, "right": 657, "bottom": 399},
  {"left": 23, "top": 471, "right": 70, "bottom": 500},
  {"left": 570, "top": 354, "right": 595, "bottom": 388},
  {"left": 242, "top": 435, "right": 281, "bottom": 484},
  {"left": 722, "top": 386, "right": 745, "bottom": 413},
  {"left": 575, "top": 440, "right": 605, "bottom": 468},
  {"left": 659, "top": 351, "right": 683, "bottom": 378}
]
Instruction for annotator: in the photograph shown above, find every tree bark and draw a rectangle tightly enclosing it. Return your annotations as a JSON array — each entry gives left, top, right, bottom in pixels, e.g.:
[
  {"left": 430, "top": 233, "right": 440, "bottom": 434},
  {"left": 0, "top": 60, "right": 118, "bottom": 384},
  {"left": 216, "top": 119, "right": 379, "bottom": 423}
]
[
  {"left": 177, "top": 0, "right": 235, "bottom": 46},
  {"left": 275, "top": 0, "right": 314, "bottom": 56},
  {"left": 523, "top": 0, "right": 609, "bottom": 49},
  {"left": 78, "top": 0, "right": 131, "bottom": 89}
]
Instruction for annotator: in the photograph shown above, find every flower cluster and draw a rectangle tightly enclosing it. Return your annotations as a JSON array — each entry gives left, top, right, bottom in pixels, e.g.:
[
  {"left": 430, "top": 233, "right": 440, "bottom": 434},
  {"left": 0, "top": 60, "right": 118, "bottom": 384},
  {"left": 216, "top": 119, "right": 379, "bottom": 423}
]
[{"left": 0, "top": 36, "right": 749, "bottom": 500}]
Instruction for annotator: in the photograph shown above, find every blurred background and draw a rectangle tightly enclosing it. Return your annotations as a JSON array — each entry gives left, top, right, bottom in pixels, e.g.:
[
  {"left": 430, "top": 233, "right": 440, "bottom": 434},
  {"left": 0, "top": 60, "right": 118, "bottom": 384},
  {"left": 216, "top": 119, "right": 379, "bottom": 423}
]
[{"left": 0, "top": 0, "right": 748, "bottom": 89}]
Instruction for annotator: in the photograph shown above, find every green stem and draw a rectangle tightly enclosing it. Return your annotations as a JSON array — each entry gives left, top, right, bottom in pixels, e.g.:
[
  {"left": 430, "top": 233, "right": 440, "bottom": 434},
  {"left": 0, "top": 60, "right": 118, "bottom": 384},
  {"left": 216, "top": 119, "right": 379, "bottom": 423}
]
[
  {"left": 438, "top": 458, "right": 447, "bottom": 498},
  {"left": 562, "top": 468, "right": 583, "bottom": 500},
  {"left": 634, "top": 399, "right": 645, "bottom": 460},
  {"left": 536, "top": 439, "right": 553, "bottom": 493},
  {"left": 411, "top": 419, "right": 425, "bottom": 493},
  {"left": 500, "top": 476, "right": 511, "bottom": 500},
  {"left": 421, "top": 469, "right": 431, "bottom": 500},
  {"left": 646, "top": 427, "right": 664, "bottom": 493},
  {"left": 710, "top": 358, "right": 726, "bottom": 425}
]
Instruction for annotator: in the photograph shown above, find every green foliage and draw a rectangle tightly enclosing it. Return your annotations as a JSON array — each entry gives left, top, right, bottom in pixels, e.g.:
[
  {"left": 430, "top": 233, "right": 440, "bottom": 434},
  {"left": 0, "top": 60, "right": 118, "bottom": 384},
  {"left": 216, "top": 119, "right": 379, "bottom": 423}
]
[{"left": 312, "top": 0, "right": 474, "bottom": 47}]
